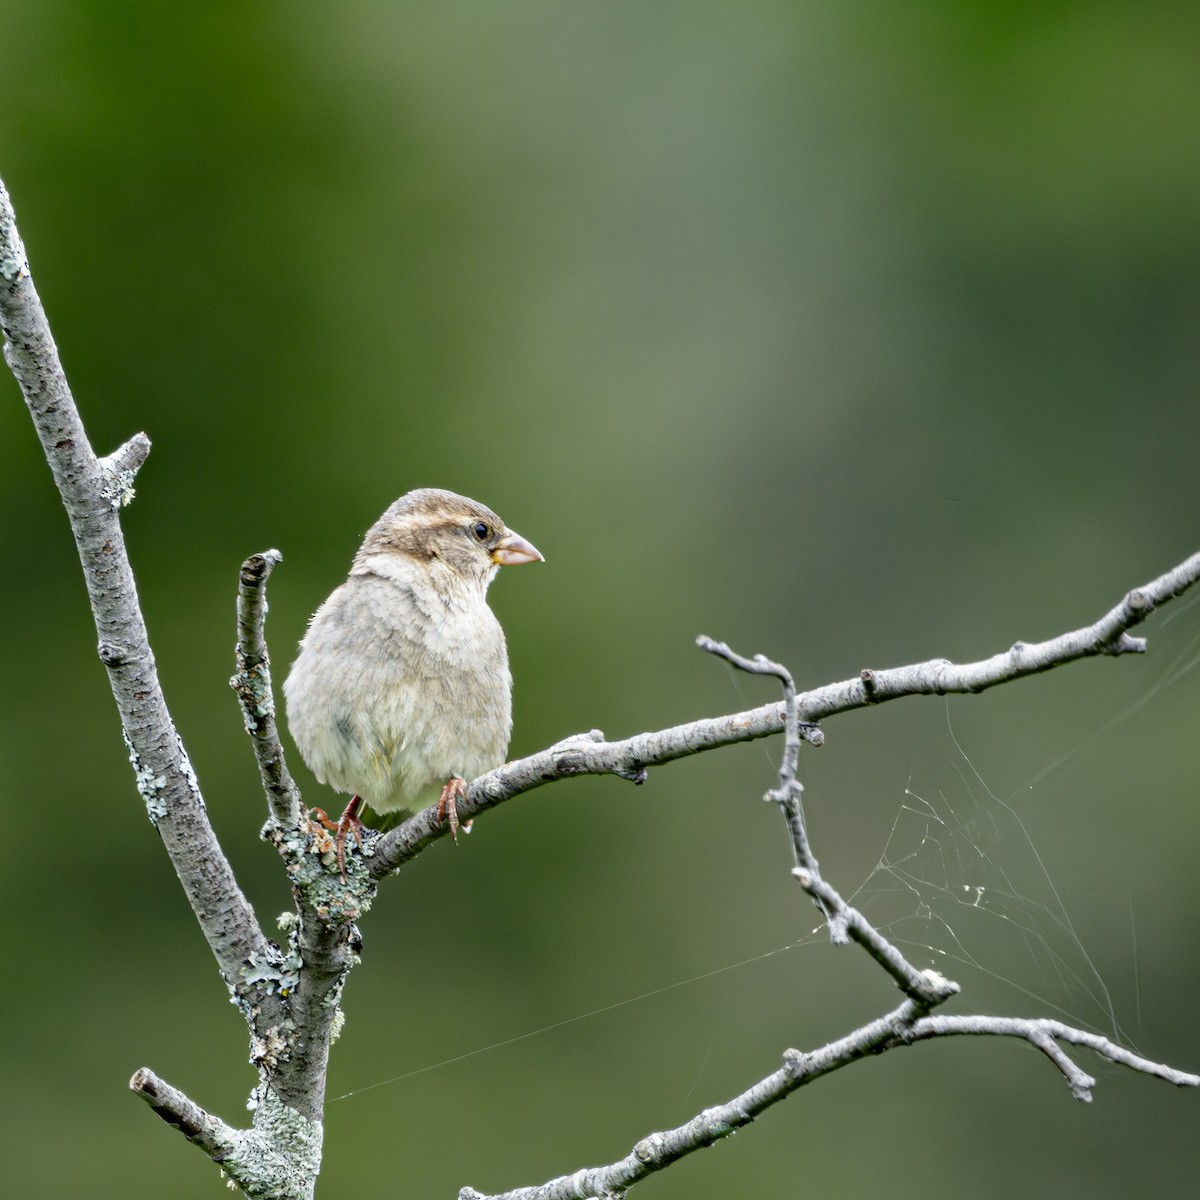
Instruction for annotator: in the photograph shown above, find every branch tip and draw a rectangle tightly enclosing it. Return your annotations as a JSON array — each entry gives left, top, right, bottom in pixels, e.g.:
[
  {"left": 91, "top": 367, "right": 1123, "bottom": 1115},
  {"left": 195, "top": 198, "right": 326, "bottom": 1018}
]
[
  {"left": 129, "top": 1067, "right": 156, "bottom": 1096},
  {"left": 240, "top": 548, "right": 283, "bottom": 587},
  {"left": 96, "top": 433, "right": 152, "bottom": 509}
]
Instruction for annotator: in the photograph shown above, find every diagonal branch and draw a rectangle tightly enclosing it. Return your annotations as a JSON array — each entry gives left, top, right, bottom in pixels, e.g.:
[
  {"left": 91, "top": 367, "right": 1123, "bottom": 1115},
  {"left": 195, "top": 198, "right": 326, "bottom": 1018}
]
[
  {"left": 369, "top": 548, "right": 1200, "bottom": 876},
  {"left": 130, "top": 1067, "right": 323, "bottom": 1197},
  {"left": 459, "top": 1001, "right": 1199, "bottom": 1200},
  {"left": 4, "top": 173, "right": 332, "bottom": 1197},
  {"left": 457, "top": 603, "right": 1200, "bottom": 1200},
  {"left": 0, "top": 178, "right": 274, "bottom": 1017},
  {"left": 130, "top": 1068, "right": 239, "bottom": 1161}
]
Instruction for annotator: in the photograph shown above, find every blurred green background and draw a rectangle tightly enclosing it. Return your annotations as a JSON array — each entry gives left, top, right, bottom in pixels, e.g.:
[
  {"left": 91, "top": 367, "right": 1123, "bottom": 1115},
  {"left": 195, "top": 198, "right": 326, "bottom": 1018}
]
[{"left": 2, "top": 2, "right": 1198, "bottom": 1196}]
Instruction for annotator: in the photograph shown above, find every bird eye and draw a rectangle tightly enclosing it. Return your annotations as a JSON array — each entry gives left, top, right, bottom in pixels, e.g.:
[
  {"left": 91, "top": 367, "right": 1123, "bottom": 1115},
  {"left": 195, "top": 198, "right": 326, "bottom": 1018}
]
[{"left": 472, "top": 521, "right": 490, "bottom": 541}]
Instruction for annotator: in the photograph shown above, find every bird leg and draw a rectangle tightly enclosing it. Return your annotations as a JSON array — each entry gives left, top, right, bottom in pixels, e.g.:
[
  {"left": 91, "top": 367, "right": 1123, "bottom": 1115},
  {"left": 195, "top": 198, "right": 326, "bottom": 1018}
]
[
  {"left": 310, "top": 796, "right": 365, "bottom": 880},
  {"left": 436, "top": 776, "right": 473, "bottom": 842}
]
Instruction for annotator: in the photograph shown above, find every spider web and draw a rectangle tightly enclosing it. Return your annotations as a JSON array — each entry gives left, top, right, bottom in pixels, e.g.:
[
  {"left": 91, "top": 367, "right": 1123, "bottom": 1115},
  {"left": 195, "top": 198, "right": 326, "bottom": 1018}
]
[
  {"left": 847, "top": 735, "right": 1130, "bottom": 1040},
  {"left": 844, "top": 598, "right": 1200, "bottom": 1048}
]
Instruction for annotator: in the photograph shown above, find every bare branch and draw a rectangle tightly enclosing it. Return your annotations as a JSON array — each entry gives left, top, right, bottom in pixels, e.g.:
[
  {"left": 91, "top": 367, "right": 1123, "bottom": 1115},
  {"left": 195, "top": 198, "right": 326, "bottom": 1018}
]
[
  {"left": 699, "top": 636, "right": 961, "bottom": 1007},
  {"left": 7, "top": 167, "right": 1196, "bottom": 1200},
  {"left": 908, "top": 1015, "right": 1200, "bottom": 1098},
  {"left": 2, "top": 174, "right": 335, "bottom": 1193},
  {"left": 460, "top": 996, "right": 1197, "bottom": 1200},
  {"left": 228, "top": 550, "right": 372, "bottom": 1123},
  {"left": 456, "top": 592, "right": 1200, "bottom": 1199},
  {"left": 370, "top": 549, "right": 1200, "bottom": 876},
  {"left": 461, "top": 999, "right": 1200, "bottom": 1200},
  {"left": 129, "top": 1068, "right": 239, "bottom": 1161},
  {"left": 698, "top": 635, "right": 834, "bottom": 929}
]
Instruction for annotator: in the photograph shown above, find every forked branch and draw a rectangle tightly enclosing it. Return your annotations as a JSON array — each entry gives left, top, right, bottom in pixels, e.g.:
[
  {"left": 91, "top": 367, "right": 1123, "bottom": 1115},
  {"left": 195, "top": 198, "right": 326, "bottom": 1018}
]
[{"left": 458, "top": 636, "right": 1199, "bottom": 1200}]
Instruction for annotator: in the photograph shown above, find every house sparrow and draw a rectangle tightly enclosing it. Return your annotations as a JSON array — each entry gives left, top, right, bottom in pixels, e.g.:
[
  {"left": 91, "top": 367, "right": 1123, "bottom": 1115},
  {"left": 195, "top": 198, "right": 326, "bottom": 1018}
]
[{"left": 283, "top": 488, "right": 543, "bottom": 875}]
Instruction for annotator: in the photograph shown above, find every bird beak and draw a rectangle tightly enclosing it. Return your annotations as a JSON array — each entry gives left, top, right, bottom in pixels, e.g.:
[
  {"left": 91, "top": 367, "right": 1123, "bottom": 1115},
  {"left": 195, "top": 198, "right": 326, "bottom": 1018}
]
[{"left": 491, "top": 530, "right": 544, "bottom": 566}]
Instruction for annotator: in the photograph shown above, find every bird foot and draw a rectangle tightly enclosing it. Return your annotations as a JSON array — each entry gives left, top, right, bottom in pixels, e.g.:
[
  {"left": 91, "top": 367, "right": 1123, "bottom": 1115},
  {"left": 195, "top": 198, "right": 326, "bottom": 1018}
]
[
  {"left": 436, "top": 776, "right": 473, "bottom": 842},
  {"left": 310, "top": 798, "right": 365, "bottom": 880}
]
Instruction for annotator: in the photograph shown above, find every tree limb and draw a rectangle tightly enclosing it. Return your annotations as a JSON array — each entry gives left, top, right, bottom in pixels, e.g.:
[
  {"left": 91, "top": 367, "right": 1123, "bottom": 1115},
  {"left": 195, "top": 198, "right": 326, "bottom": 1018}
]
[
  {"left": 369, "top": 549, "right": 1200, "bottom": 877},
  {"left": 0, "top": 177, "right": 274, "bottom": 1015},
  {"left": 130, "top": 1068, "right": 323, "bottom": 1197},
  {"left": 459, "top": 1003, "right": 1200, "bottom": 1200},
  {"left": 2, "top": 172, "right": 324, "bottom": 1197}
]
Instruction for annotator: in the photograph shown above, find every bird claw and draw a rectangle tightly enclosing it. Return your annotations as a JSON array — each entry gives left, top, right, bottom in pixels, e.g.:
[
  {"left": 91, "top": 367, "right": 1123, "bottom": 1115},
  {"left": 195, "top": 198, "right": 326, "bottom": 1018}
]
[
  {"left": 436, "top": 777, "right": 473, "bottom": 842},
  {"left": 309, "top": 806, "right": 339, "bottom": 833},
  {"left": 311, "top": 799, "right": 365, "bottom": 880}
]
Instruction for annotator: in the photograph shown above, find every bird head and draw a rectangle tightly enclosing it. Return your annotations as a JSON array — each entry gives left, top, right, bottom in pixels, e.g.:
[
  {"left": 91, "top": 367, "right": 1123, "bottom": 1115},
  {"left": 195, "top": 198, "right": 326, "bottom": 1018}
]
[{"left": 357, "top": 488, "right": 543, "bottom": 589}]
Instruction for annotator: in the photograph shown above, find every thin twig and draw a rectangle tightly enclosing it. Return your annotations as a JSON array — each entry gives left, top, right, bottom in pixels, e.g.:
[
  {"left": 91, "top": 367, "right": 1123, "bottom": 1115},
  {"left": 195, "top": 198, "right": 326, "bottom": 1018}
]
[
  {"left": 793, "top": 867, "right": 958, "bottom": 1006},
  {"left": 231, "top": 549, "right": 303, "bottom": 829},
  {"left": 908, "top": 1014, "right": 1200, "bottom": 1096},
  {"left": 697, "top": 635, "right": 835, "bottom": 927},
  {"left": 129, "top": 1067, "right": 323, "bottom": 1197},
  {"left": 229, "top": 550, "right": 369, "bottom": 1122},
  {"left": 698, "top": 637, "right": 958, "bottom": 1005}
]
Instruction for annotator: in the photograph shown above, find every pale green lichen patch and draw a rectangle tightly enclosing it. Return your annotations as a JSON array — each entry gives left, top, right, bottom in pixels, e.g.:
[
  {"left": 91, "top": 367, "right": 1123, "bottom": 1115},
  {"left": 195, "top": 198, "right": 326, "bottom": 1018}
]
[
  {"left": 123, "top": 731, "right": 204, "bottom": 823},
  {"left": 124, "top": 730, "right": 168, "bottom": 825},
  {"left": 100, "top": 467, "right": 137, "bottom": 509},
  {"left": 242, "top": 941, "right": 303, "bottom": 997},
  {"left": 174, "top": 739, "right": 203, "bottom": 807},
  {"left": 267, "top": 816, "right": 377, "bottom": 924},
  {"left": 221, "top": 1088, "right": 323, "bottom": 1200},
  {"left": 233, "top": 664, "right": 274, "bottom": 734},
  {"left": 328, "top": 1006, "right": 345, "bottom": 1044}
]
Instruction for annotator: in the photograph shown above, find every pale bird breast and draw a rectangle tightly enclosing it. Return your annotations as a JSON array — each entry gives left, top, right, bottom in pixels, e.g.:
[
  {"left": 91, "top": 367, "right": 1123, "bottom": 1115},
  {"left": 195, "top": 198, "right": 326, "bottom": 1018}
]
[{"left": 284, "top": 563, "right": 514, "bottom": 814}]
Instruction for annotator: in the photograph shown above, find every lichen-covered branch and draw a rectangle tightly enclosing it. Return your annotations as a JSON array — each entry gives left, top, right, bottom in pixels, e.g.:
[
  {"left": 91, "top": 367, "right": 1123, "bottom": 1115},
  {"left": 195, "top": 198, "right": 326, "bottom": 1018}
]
[
  {"left": 130, "top": 1068, "right": 323, "bottom": 1199},
  {"left": 2, "top": 173, "right": 318, "bottom": 1196},
  {"left": 130, "top": 1068, "right": 239, "bottom": 1161},
  {"left": 0, "top": 177, "right": 273, "bottom": 1014},
  {"left": 230, "top": 551, "right": 372, "bottom": 1124},
  {"left": 230, "top": 549, "right": 303, "bottom": 830}
]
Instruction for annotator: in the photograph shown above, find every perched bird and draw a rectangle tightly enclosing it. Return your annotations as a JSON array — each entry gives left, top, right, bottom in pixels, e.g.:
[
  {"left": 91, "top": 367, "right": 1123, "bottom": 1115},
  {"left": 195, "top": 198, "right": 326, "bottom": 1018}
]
[{"left": 283, "top": 488, "right": 543, "bottom": 875}]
